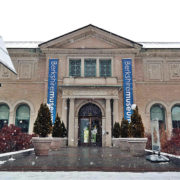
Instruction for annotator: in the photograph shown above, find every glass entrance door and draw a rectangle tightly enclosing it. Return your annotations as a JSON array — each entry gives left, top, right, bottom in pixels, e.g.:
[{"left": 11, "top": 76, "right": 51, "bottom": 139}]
[{"left": 79, "top": 117, "right": 102, "bottom": 146}]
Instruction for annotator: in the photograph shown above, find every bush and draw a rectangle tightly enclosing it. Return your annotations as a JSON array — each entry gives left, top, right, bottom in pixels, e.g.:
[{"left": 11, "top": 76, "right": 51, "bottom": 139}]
[
  {"left": 61, "top": 121, "right": 67, "bottom": 137},
  {"left": 33, "top": 103, "right": 52, "bottom": 137},
  {"left": 160, "top": 125, "right": 168, "bottom": 149},
  {"left": 52, "top": 114, "right": 61, "bottom": 137},
  {"left": 145, "top": 133, "right": 152, "bottom": 149},
  {"left": 129, "top": 106, "right": 144, "bottom": 138},
  {"left": 52, "top": 114, "right": 67, "bottom": 137},
  {"left": 120, "top": 118, "right": 129, "bottom": 137},
  {"left": 0, "top": 124, "right": 33, "bottom": 153},
  {"left": 161, "top": 128, "right": 180, "bottom": 155},
  {"left": 112, "top": 122, "right": 121, "bottom": 138}
]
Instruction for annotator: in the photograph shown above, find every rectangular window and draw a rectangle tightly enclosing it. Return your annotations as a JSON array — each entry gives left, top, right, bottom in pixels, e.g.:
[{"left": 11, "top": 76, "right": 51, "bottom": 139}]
[
  {"left": 100, "top": 59, "right": 111, "bottom": 77},
  {"left": 85, "top": 59, "right": 96, "bottom": 77},
  {"left": 69, "top": 59, "right": 81, "bottom": 77}
]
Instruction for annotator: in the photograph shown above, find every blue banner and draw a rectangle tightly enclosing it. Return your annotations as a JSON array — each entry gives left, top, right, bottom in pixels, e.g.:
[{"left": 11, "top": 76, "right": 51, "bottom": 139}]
[
  {"left": 47, "top": 59, "right": 59, "bottom": 124},
  {"left": 122, "top": 59, "right": 134, "bottom": 122}
]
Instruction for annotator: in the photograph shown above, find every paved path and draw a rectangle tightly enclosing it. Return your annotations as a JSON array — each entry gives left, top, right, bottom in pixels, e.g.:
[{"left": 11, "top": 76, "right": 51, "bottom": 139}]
[{"left": 0, "top": 147, "right": 180, "bottom": 171}]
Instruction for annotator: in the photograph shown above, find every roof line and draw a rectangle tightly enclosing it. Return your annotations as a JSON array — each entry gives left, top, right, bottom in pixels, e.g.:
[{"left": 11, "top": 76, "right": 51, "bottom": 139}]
[{"left": 39, "top": 24, "right": 142, "bottom": 47}]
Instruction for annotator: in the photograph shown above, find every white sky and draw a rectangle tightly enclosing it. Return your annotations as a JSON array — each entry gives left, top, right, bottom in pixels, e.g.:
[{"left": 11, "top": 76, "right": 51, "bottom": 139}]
[{"left": 1, "top": 0, "right": 180, "bottom": 42}]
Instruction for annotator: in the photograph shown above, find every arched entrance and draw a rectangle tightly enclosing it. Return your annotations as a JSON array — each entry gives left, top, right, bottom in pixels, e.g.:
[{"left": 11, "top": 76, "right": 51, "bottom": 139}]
[{"left": 78, "top": 103, "right": 102, "bottom": 146}]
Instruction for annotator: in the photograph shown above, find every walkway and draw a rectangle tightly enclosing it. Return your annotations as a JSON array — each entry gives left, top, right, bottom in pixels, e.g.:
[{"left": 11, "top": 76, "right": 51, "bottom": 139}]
[{"left": 0, "top": 147, "right": 180, "bottom": 171}]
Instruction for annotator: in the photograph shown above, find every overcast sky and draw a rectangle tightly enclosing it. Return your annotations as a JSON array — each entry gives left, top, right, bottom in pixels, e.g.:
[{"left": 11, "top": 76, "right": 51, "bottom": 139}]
[{"left": 1, "top": 0, "right": 180, "bottom": 42}]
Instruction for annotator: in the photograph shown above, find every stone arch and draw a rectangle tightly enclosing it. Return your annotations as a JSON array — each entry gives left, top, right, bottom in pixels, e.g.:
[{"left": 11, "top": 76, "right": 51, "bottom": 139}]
[
  {"left": 170, "top": 101, "right": 180, "bottom": 129},
  {"left": 0, "top": 100, "right": 11, "bottom": 128},
  {"left": 12, "top": 100, "right": 35, "bottom": 124},
  {"left": 145, "top": 100, "right": 168, "bottom": 114},
  {"left": 0, "top": 100, "right": 12, "bottom": 111},
  {"left": 75, "top": 100, "right": 105, "bottom": 117},
  {"left": 145, "top": 100, "right": 168, "bottom": 133},
  {"left": 169, "top": 101, "right": 180, "bottom": 112},
  {"left": 13, "top": 100, "right": 35, "bottom": 114}
]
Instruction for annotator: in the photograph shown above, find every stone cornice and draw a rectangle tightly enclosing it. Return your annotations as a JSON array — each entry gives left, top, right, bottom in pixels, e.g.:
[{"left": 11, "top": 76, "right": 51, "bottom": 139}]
[
  {"left": 138, "top": 49, "right": 180, "bottom": 57},
  {"left": 40, "top": 48, "right": 140, "bottom": 55}
]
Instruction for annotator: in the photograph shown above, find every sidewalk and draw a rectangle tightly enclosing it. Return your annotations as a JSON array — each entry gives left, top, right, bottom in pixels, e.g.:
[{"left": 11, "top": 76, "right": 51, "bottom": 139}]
[{"left": 0, "top": 147, "right": 180, "bottom": 172}]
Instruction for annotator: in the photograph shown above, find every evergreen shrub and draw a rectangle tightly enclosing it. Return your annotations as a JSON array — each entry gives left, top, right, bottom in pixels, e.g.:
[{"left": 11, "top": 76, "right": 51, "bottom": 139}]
[
  {"left": 161, "top": 128, "right": 180, "bottom": 155},
  {"left": 52, "top": 114, "right": 67, "bottom": 137},
  {"left": 120, "top": 118, "right": 129, "bottom": 137},
  {"left": 33, "top": 103, "right": 52, "bottom": 137},
  {"left": 112, "top": 122, "right": 121, "bottom": 138},
  {"left": 129, "top": 106, "right": 145, "bottom": 138}
]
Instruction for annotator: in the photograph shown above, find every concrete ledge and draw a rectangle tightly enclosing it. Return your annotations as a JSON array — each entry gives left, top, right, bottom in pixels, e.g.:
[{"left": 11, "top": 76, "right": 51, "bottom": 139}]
[{"left": 0, "top": 148, "right": 34, "bottom": 161}]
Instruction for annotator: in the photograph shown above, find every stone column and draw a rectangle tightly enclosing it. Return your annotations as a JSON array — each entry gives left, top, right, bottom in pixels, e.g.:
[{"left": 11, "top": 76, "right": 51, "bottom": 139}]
[
  {"left": 105, "top": 98, "right": 111, "bottom": 146},
  {"left": 166, "top": 112, "right": 173, "bottom": 139},
  {"left": 102, "top": 117, "right": 106, "bottom": 147},
  {"left": 9, "top": 110, "right": 14, "bottom": 125},
  {"left": 113, "top": 99, "right": 119, "bottom": 123},
  {"left": 82, "top": 58, "right": 84, "bottom": 77},
  {"left": 61, "top": 98, "right": 67, "bottom": 128},
  {"left": 74, "top": 117, "right": 79, "bottom": 147},
  {"left": 68, "top": 98, "right": 75, "bottom": 146},
  {"left": 97, "top": 58, "right": 100, "bottom": 77}
]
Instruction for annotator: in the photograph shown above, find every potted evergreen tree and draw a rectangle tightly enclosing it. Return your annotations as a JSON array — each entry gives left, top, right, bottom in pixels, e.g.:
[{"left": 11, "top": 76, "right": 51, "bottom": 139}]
[
  {"left": 32, "top": 103, "right": 52, "bottom": 156},
  {"left": 112, "top": 122, "right": 121, "bottom": 147},
  {"left": 51, "top": 114, "right": 67, "bottom": 150},
  {"left": 128, "top": 104, "right": 147, "bottom": 156},
  {"left": 112, "top": 119, "right": 130, "bottom": 151},
  {"left": 119, "top": 118, "right": 130, "bottom": 151}
]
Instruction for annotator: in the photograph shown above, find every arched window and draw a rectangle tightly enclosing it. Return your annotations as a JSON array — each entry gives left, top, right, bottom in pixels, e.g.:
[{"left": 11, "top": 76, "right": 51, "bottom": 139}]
[
  {"left": 0, "top": 104, "right": 9, "bottom": 129},
  {"left": 172, "top": 105, "right": 180, "bottom": 129},
  {"left": 78, "top": 103, "right": 102, "bottom": 117},
  {"left": 150, "top": 104, "right": 166, "bottom": 129},
  {"left": 15, "top": 104, "right": 30, "bottom": 133}
]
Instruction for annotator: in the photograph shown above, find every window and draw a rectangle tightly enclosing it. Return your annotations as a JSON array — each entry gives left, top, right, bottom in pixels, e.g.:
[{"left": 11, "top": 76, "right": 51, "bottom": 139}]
[
  {"left": 69, "top": 59, "right": 81, "bottom": 77},
  {"left": 85, "top": 59, "right": 96, "bottom": 77},
  {"left": 0, "top": 104, "right": 9, "bottom": 129},
  {"left": 15, "top": 104, "right": 30, "bottom": 133},
  {"left": 150, "top": 104, "right": 165, "bottom": 129},
  {"left": 172, "top": 105, "right": 180, "bottom": 129},
  {"left": 100, "top": 59, "right": 111, "bottom": 77}
]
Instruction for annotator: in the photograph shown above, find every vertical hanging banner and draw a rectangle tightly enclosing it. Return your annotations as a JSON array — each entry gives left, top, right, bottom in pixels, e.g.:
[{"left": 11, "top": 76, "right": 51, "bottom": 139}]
[
  {"left": 122, "top": 58, "right": 134, "bottom": 122},
  {"left": 47, "top": 59, "right": 59, "bottom": 124}
]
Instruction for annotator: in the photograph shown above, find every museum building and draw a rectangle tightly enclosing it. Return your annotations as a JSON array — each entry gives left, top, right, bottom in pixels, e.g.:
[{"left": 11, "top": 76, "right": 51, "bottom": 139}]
[{"left": 0, "top": 24, "right": 180, "bottom": 147}]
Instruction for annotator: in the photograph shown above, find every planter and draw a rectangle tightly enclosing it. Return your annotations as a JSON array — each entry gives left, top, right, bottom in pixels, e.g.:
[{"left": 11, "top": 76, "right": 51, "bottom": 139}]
[
  {"left": 32, "top": 137, "right": 52, "bottom": 156},
  {"left": 112, "top": 138, "right": 130, "bottom": 151},
  {"left": 50, "top": 137, "right": 67, "bottom": 150},
  {"left": 128, "top": 138, "right": 148, "bottom": 156}
]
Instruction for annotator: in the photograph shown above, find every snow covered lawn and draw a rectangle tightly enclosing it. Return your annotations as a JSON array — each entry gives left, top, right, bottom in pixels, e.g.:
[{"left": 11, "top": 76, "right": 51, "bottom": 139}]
[{"left": 0, "top": 172, "right": 180, "bottom": 180}]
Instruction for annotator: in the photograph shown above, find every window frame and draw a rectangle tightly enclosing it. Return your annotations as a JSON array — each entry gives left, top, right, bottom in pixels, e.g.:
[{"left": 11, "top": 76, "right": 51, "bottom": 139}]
[
  {"left": 84, "top": 58, "right": 97, "bottom": 77},
  {"left": 15, "top": 104, "right": 30, "bottom": 133},
  {"left": 99, "top": 59, "right": 112, "bottom": 77},
  {"left": 171, "top": 104, "right": 180, "bottom": 129},
  {"left": 0, "top": 103, "right": 9, "bottom": 129},
  {"left": 150, "top": 104, "right": 166, "bottom": 129},
  {"left": 69, "top": 58, "right": 81, "bottom": 77}
]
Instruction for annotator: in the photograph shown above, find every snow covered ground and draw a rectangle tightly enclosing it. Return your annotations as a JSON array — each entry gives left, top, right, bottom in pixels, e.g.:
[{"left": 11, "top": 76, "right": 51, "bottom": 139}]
[{"left": 0, "top": 172, "right": 180, "bottom": 180}]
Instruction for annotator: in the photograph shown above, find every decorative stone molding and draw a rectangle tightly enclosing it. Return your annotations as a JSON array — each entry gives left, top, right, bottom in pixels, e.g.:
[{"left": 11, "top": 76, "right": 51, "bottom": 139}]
[
  {"left": 168, "top": 62, "right": 180, "bottom": 80},
  {"left": 145, "top": 61, "right": 163, "bottom": 81},
  {"left": 0, "top": 64, "right": 11, "bottom": 79},
  {"left": 75, "top": 99, "right": 105, "bottom": 117},
  {"left": 19, "top": 61, "right": 33, "bottom": 79}
]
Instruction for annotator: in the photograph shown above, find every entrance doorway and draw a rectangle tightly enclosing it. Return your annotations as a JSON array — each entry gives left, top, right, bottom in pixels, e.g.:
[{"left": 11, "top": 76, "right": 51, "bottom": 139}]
[{"left": 78, "top": 103, "right": 102, "bottom": 146}]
